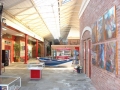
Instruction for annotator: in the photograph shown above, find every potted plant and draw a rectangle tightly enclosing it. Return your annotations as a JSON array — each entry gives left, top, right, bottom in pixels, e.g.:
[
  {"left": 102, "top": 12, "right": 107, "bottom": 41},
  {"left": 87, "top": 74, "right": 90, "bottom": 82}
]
[
  {"left": 47, "top": 46, "right": 51, "bottom": 56},
  {"left": 38, "top": 47, "right": 41, "bottom": 57},
  {"left": 14, "top": 42, "right": 21, "bottom": 62}
]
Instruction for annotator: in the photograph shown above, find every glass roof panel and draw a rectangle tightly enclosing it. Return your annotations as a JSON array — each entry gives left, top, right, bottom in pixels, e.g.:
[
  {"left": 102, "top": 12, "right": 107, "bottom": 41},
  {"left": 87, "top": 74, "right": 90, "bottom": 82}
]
[{"left": 33, "top": 0, "right": 60, "bottom": 39}]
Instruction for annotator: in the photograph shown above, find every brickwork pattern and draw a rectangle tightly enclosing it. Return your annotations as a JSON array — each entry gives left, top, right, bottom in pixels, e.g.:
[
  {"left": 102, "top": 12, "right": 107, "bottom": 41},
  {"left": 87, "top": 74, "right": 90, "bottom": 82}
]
[{"left": 80, "top": 0, "right": 120, "bottom": 90}]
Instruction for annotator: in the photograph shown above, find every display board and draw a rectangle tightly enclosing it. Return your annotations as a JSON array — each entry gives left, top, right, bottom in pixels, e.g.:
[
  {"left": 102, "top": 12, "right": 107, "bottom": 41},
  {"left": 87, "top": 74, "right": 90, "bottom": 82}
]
[{"left": 56, "top": 48, "right": 71, "bottom": 60}]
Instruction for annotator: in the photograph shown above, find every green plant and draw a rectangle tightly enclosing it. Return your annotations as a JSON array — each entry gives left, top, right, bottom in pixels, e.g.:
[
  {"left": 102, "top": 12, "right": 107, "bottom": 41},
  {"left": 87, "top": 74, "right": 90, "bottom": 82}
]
[
  {"left": 14, "top": 43, "right": 21, "bottom": 60},
  {"left": 47, "top": 46, "right": 51, "bottom": 55}
]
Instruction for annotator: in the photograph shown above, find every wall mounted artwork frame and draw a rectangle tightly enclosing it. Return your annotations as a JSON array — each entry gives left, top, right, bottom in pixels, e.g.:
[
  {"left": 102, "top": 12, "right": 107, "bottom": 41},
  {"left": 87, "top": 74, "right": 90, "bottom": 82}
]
[
  {"left": 104, "top": 6, "right": 116, "bottom": 40},
  {"left": 98, "top": 44, "right": 105, "bottom": 69},
  {"left": 92, "top": 45, "right": 98, "bottom": 65},
  {"left": 92, "top": 22, "right": 97, "bottom": 43},
  {"left": 97, "top": 17, "right": 104, "bottom": 42},
  {"left": 106, "top": 41, "right": 116, "bottom": 73}
]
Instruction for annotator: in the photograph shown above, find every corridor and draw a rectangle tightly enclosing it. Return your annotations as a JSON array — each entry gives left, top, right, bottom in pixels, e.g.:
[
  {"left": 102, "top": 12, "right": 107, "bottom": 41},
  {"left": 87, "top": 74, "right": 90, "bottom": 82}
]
[{"left": 2, "top": 59, "right": 96, "bottom": 90}]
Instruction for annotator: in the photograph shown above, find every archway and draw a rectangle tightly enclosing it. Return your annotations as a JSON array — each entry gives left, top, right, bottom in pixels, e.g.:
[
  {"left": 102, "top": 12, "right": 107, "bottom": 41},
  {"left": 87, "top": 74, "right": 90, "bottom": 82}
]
[{"left": 80, "top": 26, "right": 92, "bottom": 78}]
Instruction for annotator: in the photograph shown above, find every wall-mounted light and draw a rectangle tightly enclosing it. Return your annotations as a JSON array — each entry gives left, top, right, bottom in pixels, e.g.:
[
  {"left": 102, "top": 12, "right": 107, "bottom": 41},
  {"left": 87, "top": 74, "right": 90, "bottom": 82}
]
[
  {"left": 2, "top": 18, "right": 6, "bottom": 23},
  {"left": 2, "top": 17, "right": 7, "bottom": 30}
]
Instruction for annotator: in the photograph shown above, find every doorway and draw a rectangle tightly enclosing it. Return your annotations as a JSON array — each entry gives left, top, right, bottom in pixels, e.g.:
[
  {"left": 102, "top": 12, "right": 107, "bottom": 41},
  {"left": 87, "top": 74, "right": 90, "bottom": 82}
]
[
  {"left": 88, "top": 39, "right": 91, "bottom": 78},
  {"left": 83, "top": 41, "right": 86, "bottom": 74},
  {"left": 83, "top": 39, "right": 91, "bottom": 78}
]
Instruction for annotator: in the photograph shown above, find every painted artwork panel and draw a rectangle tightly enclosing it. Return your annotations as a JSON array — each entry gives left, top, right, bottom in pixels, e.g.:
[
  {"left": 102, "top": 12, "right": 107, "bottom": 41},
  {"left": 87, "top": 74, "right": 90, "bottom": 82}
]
[
  {"left": 92, "top": 45, "right": 97, "bottom": 65},
  {"left": 97, "top": 17, "right": 104, "bottom": 42},
  {"left": 98, "top": 44, "right": 105, "bottom": 68},
  {"left": 106, "top": 42, "right": 116, "bottom": 73},
  {"left": 104, "top": 6, "right": 116, "bottom": 39},
  {"left": 92, "top": 23, "right": 97, "bottom": 43}
]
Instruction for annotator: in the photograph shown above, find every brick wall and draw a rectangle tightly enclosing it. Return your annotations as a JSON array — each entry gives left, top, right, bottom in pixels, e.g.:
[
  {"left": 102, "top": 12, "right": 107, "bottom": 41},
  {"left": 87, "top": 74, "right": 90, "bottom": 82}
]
[
  {"left": 80, "top": 0, "right": 120, "bottom": 89},
  {"left": 67, "top": 39, "right": 80, "bottom": 45}
]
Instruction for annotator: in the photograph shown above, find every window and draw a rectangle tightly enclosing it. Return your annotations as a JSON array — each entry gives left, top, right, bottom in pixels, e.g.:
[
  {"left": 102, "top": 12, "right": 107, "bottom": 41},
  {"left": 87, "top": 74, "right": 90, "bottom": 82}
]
[{"left": 62, "top": 0, "right": 71, "bottom": 4}]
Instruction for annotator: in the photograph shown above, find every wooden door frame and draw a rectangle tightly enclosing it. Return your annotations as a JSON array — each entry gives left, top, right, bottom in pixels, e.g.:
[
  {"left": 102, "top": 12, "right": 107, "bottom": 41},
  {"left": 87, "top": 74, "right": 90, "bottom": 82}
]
[
  {"left": 88, "top": 39, "right": 91, "bottom": 78},
  {"left": 83, "top": 41, "right": 86, "bottom": 74}
]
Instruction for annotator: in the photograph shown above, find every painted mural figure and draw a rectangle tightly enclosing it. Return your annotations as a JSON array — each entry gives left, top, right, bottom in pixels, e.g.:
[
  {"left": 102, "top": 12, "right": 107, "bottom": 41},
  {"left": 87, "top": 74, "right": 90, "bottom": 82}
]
[
  {"left": 91, "top": 50, "right": 97, "bottom": 65},
  {"left": 104, "top": 6, "right": 116, "bottom": 39},
  {"left": 106, "top": 42, "right": 116, "bottom": 72},
  {"left": 98, "top": 44, "right": 104, "bottom": 68},
  {"left": 97, "top": 17, "right": 104, "bottom": 42},
  {"left": 92, "top": 45, "right": 97, "bottom": 65}
]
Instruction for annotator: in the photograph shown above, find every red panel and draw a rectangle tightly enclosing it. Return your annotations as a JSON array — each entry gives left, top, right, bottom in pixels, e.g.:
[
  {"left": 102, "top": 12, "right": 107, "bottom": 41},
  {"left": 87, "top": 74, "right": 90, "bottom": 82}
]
[
  {"left": 56, "top": 56, "right": 70, "bottom": 60},
  {"left": 30, "top": 70, "right": 41, "bottom": 79},
  {"left": 5, "top": 45, "right": 11, "bottom": 50},
  {"left": 11, "top": 41, "right": 14, "bottom": 63},
  {"left": 75, "top": 47, "right": 79, "bottom": 51},
  {"left": 25, "top": 34, "right": 28, "bottom": 64},
  {"left": 36, "top": 40, "right": 38, "bottom": 58}
]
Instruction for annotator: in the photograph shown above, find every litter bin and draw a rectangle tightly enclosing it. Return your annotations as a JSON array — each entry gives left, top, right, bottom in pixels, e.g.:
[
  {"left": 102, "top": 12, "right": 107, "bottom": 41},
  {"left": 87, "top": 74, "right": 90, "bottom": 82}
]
[
  {"left": 77, "top": 67, "right": 80, "bottom": 73},
  {"left": 76, "top": 66, "right": 82, "bottom": 73}
]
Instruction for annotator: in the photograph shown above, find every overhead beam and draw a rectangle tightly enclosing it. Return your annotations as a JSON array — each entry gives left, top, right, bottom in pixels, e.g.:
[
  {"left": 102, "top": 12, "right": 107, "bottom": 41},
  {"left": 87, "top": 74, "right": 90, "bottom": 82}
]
[
  {"left": 13, "top": 6, "right": 33, "bottom": 16},
  {"left": 5, "top": 0, "right": 25, "bottom": 9},
  {"left": 15, "top": 13, "right": 37, "bottom": 16},
  {"left": 30, "top": 0, "right": 52, "bottom": 34}
]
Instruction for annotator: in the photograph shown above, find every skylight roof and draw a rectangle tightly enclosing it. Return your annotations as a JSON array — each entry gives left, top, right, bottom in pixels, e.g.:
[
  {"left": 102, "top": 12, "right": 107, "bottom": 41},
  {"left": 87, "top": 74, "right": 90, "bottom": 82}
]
[
  {"left": 62, "top": 0, "right": 71, "bottom": 4},
  {"left": 33, "top": 0, "right": 60, "bottom": 39}
]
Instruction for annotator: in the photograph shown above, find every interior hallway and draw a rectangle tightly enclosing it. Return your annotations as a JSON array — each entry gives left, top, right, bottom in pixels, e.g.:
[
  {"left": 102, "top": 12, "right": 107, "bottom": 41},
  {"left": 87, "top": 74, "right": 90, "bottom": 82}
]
[{"left": 2, "top": 59, "right": 96, "bottom": 90}]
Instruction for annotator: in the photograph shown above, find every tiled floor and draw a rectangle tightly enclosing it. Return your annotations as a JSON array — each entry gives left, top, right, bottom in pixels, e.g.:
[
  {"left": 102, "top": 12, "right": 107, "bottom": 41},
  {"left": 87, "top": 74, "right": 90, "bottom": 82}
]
[{"left": 2, "top": 58, "right": 96, "bottom": 90}]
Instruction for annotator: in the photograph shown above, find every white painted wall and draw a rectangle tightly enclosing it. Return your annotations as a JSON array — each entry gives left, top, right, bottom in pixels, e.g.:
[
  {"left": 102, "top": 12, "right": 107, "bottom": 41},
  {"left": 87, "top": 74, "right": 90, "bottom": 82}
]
[
  {"left": 3, "top": 12, "right": 44, "bottom": 42},
  {"left": 67, "top": 27, "right": 80, "bottom": 39}
]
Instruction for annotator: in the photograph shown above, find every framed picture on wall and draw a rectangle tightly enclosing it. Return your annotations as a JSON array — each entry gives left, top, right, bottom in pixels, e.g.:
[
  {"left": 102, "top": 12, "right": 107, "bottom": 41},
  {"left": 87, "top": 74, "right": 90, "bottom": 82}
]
[
  {"left": 106, "top": 41, "right": 116, "bottom": 73},
  {"left": 97, "top": 17, "right": 104, "bottom": 42},
  {"left": 98, "top": 44, "right": 105, "bottom": 69},
  {"left": 92, "top": 45, "right": 98, "bottom": 65},
  {"left": 104, "top": 6, "right": 116, "bottom": 40},
  {"left": 92, "top": 22, "right": 97, "bottom": 43}
]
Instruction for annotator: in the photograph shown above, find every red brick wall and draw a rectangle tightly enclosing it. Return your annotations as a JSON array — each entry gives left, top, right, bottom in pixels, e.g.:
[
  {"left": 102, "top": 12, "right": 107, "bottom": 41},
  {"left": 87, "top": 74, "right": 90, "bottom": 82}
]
[
  {"left": 80, "top": 0, "right": 120, "bottom": 90},
  {"left": 68, "top": 39, "right": 80, "bottom": 45}
]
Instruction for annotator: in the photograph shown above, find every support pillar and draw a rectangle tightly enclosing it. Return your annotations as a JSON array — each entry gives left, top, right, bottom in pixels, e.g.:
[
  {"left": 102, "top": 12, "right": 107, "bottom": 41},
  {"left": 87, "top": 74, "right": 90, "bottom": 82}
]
[
  {"left": 11, "top": 40, "right": 14, "bottom": 63},
  {"left": 0, "top": 4, "right": 3, "bottom": 75},
  {"left": 36, "top": 39, "right": 38, "bottom": 58},
  {"left": 25, "top": 34, "right": 28, "bottom": 64}
]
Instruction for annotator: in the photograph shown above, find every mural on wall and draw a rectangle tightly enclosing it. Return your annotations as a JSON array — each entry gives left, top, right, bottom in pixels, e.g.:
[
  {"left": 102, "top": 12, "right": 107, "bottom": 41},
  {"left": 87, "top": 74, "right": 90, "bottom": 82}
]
[
  {"left": 92, "top": 22, "right": 97, "bottom": 43},
  {"left": 97, "top": 17, "right": 104, "bottom": 42},
  {"left": 91, "top": 6, "right": 117, "bottom": 74},
  {"left": 104, "top": 6, "right": 116, "bottom": 40},
  {"left": 98, "top": 44, "right": 105, "bottom": 69},
  {"left": 106, "top": 42, "right": 116, "bottom": 73},
  {"left": 92, "top": 45, "right": 97, "bottom": 65}
]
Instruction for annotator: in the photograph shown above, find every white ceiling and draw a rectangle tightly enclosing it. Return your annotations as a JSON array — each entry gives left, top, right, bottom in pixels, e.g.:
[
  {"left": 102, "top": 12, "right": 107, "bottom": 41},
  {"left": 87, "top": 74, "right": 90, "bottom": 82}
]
[{"left": 1, "top": 0, "right": 83, "bottom": 41}]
